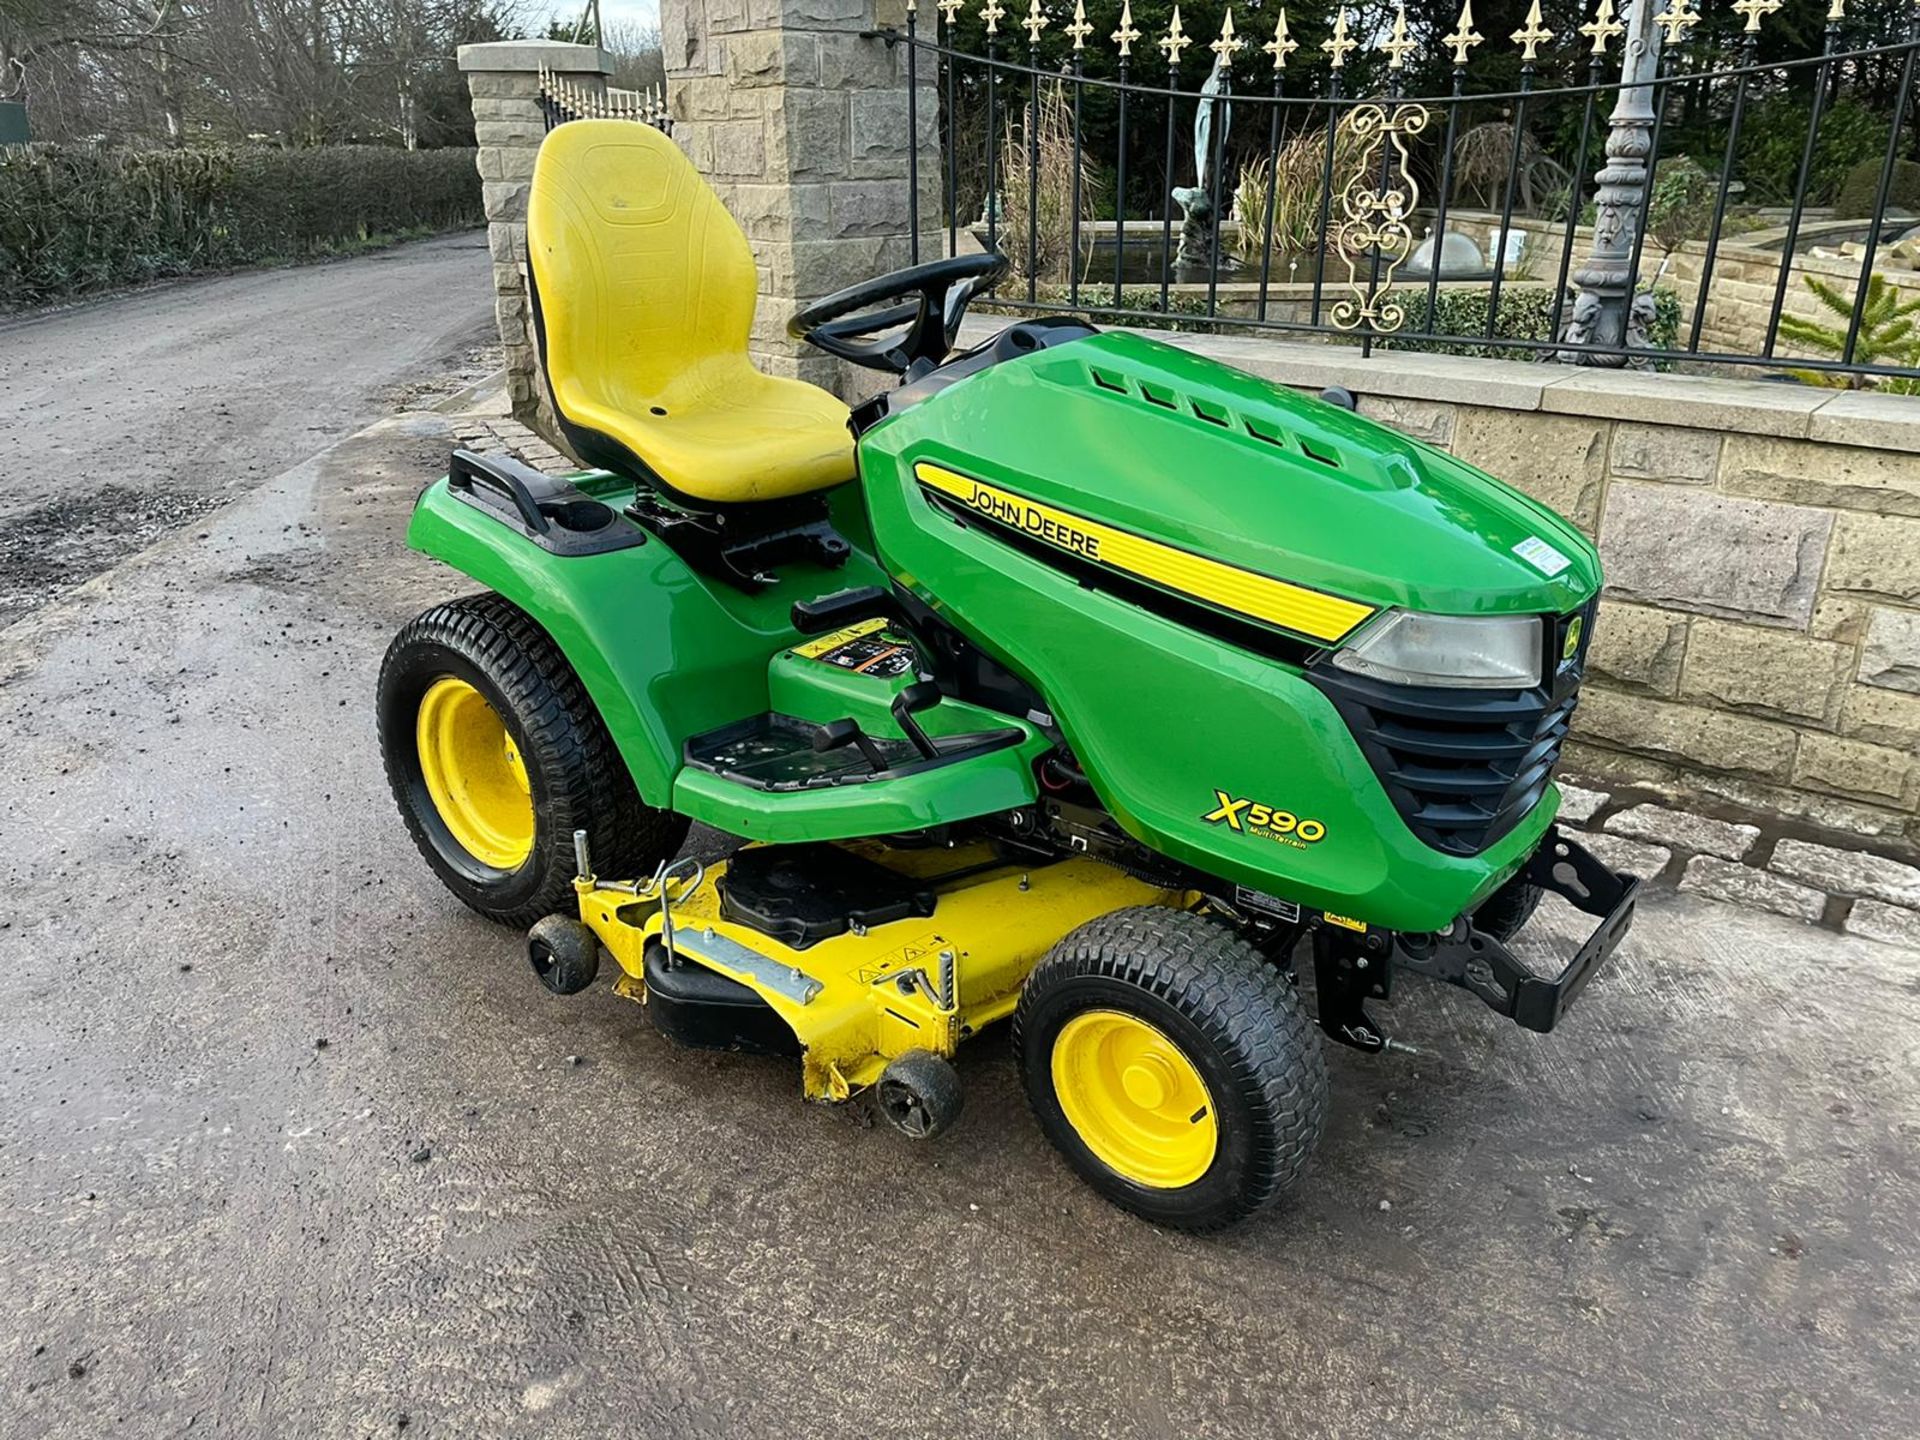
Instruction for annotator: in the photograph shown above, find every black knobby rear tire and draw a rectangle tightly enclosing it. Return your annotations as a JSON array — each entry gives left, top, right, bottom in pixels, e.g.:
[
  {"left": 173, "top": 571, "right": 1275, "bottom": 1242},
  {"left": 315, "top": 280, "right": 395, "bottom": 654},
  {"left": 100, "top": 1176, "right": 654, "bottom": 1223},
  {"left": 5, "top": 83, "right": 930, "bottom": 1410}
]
[
  {"left": 377, "top": 594, "right": 687, "bottom": 928},
  {"left": 1474, "top": 870, "right": 1543, "bottom": 942},
  {"left": 1013, "top": 907, "right": 1329, "bottom": 1232}
]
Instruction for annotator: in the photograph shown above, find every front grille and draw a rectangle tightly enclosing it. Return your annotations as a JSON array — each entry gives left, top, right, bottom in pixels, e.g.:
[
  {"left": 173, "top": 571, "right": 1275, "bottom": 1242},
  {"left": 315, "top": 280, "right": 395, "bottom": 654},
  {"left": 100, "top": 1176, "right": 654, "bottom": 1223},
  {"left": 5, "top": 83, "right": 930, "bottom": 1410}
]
[{"left": 1308, "top": 604, "right": 1593, "bottom": 857}]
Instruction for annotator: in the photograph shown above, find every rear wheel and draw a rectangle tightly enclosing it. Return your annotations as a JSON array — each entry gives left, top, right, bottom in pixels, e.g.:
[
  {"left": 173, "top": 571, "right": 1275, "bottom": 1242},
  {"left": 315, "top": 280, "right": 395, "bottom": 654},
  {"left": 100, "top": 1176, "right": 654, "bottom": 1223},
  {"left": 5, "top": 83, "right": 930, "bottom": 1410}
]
[
  {"left": 1014, "top": 907, "right": 1328, "bottom": 1232},
  {"left": 377, "top": 594, "right": 687, "bottom": 928}
]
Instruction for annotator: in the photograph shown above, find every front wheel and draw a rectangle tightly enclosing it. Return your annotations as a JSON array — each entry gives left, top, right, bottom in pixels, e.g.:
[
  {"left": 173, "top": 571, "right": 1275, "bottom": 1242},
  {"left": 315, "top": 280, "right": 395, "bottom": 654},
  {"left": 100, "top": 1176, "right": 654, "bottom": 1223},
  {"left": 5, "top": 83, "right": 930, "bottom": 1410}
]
[
  {"left": 377, "top": 594, "right": 687, "bottom": 928},
  {"left": 1013, "top": 907, "right": 1329, "bottom": 1232}
]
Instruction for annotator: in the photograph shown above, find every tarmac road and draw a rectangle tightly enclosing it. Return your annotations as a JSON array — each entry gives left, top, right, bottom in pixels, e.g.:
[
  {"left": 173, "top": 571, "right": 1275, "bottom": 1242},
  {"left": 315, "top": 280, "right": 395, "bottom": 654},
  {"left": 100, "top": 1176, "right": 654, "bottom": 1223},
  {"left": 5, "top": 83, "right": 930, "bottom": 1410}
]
[
  {"left": 1, "top": 412, "right": 1918, "bottom": 1439},
  {"left": 0, "top": 232, "right": 496, "bottom": 627}
]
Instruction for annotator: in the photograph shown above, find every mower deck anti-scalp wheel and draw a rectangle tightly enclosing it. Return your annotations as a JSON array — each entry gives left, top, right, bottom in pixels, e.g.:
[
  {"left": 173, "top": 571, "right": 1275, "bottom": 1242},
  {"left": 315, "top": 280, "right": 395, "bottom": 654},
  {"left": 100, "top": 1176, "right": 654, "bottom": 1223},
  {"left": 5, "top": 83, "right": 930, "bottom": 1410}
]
[
  {"left": 1014, "top": 907, "right": 1329, "bottom": 1232},
  {"left": 377, "top": 594, "right": 688, "bottom": 929},
  {"left": 529, "top": 914, "right": 601, "bottom": 996},
  {"left": 876, "top": 1050, "right": 963, "bottom": 1140}
]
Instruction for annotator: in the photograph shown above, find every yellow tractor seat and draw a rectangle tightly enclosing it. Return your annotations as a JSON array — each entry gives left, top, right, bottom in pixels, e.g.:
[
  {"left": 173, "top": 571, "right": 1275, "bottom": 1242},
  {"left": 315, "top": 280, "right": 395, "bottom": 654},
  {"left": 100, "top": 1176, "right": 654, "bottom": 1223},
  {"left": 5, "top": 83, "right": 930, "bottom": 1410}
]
[{"left": 526, "top": 120, "right": 856, "bottom": 506}]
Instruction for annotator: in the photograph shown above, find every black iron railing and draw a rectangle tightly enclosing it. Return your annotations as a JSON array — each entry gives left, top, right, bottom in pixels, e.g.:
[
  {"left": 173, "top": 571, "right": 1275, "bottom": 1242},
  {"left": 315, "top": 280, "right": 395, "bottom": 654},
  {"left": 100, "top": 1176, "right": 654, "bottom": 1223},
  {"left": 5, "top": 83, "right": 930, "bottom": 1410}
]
[
  {"left": 879, "top": 0, "right": 1920, "bottom": 384},
  {"left": 538, "top": 67, "right": 673, "bottom": 135}
]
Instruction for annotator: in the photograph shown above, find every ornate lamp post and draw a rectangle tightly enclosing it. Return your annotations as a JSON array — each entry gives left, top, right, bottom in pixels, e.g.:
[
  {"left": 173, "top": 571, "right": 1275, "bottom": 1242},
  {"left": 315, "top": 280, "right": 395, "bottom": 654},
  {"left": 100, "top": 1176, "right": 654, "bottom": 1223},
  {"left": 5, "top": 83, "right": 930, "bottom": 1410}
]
[{"left": 1559, "top": 0, "right": 1674, "bottom": 365}]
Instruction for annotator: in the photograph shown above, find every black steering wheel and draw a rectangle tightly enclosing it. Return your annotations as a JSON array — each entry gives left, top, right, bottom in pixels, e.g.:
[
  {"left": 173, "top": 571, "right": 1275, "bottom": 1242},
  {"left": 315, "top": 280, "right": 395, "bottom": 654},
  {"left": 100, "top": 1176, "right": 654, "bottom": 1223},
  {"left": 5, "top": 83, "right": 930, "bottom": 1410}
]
[{"left": 788, "top": 253, "right": 1010, "bottom": 374}]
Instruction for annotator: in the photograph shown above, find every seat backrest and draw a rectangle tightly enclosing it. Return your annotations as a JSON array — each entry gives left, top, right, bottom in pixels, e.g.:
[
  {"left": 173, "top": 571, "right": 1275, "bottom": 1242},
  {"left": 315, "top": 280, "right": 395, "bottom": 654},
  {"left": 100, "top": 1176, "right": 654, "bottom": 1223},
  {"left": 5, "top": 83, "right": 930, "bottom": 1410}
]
[{"left": 526, "top": 120, "right": 757, "bottom": 417}]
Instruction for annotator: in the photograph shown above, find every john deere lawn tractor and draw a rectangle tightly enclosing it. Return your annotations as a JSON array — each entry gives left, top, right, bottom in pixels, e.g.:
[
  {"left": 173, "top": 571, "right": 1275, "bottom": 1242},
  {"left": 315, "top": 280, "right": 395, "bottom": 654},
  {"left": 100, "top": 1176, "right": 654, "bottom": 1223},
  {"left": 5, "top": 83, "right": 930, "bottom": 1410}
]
[{"left": 377, "top": 120, "right": 1639, "bottom": 1231}]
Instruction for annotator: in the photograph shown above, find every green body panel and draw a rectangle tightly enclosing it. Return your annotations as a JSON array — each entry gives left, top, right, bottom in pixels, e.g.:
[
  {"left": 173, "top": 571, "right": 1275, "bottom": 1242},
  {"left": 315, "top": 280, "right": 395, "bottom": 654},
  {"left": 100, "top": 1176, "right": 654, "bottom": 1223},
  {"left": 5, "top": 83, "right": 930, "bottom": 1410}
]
[
  {"left": 406, "top": 475, "right": 1043, "bottom": 836},
  {"left": 855, "top": 330, "right": 1600, "bottom": 932},
  {"left": 406, "top": 327, "right": 1600, "bottom": 933},
  {"left": 892, "top": 331, "right": 1599, "bottom": 622}
]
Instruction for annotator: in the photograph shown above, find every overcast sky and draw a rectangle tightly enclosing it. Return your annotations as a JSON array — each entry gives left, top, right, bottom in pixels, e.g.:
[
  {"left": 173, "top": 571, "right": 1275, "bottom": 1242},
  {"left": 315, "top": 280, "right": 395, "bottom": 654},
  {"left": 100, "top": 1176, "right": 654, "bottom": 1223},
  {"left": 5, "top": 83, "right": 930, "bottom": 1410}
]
[{"left": 539, "top": 0, "right": 661, "bottom": 29}]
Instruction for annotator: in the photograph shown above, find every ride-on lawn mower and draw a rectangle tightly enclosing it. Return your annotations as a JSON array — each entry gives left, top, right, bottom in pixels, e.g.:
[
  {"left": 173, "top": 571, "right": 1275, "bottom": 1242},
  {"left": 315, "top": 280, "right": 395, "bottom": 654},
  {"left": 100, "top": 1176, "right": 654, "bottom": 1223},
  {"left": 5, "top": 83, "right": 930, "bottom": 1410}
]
[{"left": 377, "top": 120, "right": 1640, "bottom": 1231}]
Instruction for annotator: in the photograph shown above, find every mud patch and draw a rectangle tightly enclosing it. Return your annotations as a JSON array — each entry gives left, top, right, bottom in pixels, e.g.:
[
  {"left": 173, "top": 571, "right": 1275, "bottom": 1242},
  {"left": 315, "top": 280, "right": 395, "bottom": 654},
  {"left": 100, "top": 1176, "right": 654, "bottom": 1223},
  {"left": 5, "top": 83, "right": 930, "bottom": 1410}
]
[
  {"left": 0, "top": 485, "right": 231, "bottom": 630},
  {"left": 382, "top": 341, "right": 503, "bottom": 411}
]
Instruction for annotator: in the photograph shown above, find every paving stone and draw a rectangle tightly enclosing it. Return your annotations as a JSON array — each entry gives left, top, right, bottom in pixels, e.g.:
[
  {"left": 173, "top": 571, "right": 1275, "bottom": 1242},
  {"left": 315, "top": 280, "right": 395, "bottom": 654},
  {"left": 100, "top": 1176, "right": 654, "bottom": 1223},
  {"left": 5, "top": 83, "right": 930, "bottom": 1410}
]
[
  {"left": 1554, "top": 782, "right": 1608, "bottom": 825},
  {"left": 1679, "top": 857, "right": 1826, "bottom": 923},
  {"left": 1843, "top": 899, "right": 1920, "bottom": 948},
  {"left": 1578, "top": 832, "right": 1672, "bottom": 878},
  {"left": 1770, "top": 839, "right": 1920, "bottom": 908},
  {"left": 1604, "top": 803, "right": 1760, "bottom": 861}
]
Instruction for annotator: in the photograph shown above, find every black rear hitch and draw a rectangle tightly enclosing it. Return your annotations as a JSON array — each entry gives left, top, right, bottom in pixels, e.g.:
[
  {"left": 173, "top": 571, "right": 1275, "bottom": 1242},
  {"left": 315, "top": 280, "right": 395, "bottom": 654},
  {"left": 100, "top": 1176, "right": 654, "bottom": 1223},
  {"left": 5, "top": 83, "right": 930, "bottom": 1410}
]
[{"left": 1314, "top": 829, "right": 1642, "bottom": 1052}]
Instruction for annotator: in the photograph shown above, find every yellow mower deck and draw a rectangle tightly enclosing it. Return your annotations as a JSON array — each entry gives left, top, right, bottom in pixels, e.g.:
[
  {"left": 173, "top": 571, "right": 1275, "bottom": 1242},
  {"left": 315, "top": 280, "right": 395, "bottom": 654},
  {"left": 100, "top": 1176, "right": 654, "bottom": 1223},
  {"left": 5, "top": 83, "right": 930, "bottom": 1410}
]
[{"left": 574, "top": 844, "right": 1188, "bottom": 1100}]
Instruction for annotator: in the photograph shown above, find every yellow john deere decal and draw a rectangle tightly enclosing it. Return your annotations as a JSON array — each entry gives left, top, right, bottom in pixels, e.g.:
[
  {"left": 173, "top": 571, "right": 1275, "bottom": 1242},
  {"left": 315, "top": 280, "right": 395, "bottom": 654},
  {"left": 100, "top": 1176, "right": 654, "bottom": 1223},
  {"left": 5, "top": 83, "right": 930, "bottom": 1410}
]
[
  {"left": 915, "top": 463, "right": 1375, "bottom": 644},
  {"left": 1203, "top": 790, "right": 1328, "bottom": 847},
  {"left": 1562, "top": 614, "right": 1584, "bottom": 662}
]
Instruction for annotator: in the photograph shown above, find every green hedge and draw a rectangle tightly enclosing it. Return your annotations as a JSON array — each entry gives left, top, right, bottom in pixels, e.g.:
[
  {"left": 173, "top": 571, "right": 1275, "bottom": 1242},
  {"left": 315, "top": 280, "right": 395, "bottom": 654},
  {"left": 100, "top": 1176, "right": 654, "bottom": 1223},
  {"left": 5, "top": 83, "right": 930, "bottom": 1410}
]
[
  {"left": 0, "top": 145, "right": 482, "bottom": 308},
  {"left": 1382, "top": 285, "right": 1683, "bottom": 363}
]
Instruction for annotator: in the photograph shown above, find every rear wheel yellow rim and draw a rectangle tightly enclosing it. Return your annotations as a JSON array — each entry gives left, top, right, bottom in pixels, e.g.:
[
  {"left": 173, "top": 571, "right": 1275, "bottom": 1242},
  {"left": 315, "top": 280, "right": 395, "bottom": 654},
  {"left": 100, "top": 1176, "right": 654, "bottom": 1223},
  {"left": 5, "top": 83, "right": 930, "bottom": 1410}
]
[
  {"left": 416, "top": 677, "right": 535, "bottom": 870},
  {"left": 1051, "top": 1009, "right": 1218, "bottom": 1189}
]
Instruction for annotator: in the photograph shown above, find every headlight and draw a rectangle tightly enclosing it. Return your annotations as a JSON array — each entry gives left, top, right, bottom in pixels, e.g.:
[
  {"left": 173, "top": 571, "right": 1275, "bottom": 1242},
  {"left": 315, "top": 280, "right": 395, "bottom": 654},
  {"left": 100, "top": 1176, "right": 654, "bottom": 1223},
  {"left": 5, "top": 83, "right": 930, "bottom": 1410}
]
[{"left": 1331, "top": 611, "right": 1543, "bottom": 689}]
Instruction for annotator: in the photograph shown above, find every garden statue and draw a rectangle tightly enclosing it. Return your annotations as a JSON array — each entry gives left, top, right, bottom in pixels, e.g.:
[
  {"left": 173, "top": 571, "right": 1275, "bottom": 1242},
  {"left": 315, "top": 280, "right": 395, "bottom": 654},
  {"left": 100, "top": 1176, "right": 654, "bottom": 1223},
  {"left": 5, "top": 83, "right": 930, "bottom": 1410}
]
[{"left": 1172, "top": 54, "right": 1232, "bottom": 275}]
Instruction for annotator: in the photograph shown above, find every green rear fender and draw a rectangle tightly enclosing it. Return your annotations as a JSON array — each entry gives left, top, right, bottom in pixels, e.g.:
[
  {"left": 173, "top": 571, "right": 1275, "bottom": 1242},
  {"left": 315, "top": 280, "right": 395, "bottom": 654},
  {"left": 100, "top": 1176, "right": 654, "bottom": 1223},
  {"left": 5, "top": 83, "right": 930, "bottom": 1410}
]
[{"left": 404, "top": 476, "right": 864, "bottom": 806}]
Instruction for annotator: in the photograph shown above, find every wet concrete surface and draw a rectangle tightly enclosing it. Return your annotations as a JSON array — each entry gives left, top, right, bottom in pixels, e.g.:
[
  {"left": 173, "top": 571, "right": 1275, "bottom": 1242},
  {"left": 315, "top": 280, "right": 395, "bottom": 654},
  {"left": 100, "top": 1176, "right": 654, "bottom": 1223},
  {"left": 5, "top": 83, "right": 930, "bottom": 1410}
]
[
  {"left": 1, "top": 414, "right": 1918, "bottom": 1438},
  {"left": 0, "top": 232, "right": 495, "bottom": 628}
]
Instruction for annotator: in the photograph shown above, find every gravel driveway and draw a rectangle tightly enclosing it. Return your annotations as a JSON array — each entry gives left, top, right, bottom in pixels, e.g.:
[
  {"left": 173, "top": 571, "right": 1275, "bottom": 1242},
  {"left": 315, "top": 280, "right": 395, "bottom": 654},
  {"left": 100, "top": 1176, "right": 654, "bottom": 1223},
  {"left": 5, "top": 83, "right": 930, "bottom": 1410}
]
[{"left": 0, "top": 233, "right": 495, "bottom": 627}]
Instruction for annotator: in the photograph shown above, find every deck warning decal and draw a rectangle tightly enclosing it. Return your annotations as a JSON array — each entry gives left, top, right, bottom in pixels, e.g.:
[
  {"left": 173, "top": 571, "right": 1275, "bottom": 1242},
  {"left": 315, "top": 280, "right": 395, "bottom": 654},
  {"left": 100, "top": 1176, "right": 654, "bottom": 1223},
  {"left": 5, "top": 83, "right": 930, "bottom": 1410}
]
[{"left": 794, "top": 618, "right": 916, "bottom": 678}]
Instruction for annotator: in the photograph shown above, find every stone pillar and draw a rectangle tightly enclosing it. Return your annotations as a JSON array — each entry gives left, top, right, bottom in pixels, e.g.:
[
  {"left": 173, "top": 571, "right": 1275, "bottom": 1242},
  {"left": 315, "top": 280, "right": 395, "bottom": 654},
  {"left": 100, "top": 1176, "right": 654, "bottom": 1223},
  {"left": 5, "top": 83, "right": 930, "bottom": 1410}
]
[
  {"left": 457, "top": 40, "right": 610, "bottom": 431},
  {"left": 663, "top": 0, "right": 940, "bottom": 396}
]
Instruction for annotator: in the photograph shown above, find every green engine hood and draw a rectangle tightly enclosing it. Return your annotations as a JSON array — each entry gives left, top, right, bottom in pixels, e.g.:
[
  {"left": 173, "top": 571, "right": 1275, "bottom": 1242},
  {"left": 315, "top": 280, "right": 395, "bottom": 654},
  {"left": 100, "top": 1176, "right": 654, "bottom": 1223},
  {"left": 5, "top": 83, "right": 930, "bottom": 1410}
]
[{"left": 891, "top": 330, "right": 1599, "bottom": 629}]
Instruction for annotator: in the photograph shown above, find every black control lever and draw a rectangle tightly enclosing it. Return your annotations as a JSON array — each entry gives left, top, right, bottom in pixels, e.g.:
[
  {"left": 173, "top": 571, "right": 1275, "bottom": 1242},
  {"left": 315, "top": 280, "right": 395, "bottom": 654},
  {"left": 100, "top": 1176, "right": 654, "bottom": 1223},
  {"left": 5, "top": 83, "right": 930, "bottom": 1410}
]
[
  {"left": 814, "top": 717, "right": 891, "bottom": 772},
  {"left": 890, "top": 680, "right": 943, "bottom": 760},
  {"left": 791, "top": 585, "right": 895, "bottom": 636}
]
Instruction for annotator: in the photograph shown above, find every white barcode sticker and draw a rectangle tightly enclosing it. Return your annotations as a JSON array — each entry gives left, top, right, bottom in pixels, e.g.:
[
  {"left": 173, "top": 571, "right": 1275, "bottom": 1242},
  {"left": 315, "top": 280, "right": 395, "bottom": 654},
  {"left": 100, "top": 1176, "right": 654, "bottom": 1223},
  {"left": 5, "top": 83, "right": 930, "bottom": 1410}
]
[{"left": 1512, "top": 536, "right": 1571, "bottom": 577}]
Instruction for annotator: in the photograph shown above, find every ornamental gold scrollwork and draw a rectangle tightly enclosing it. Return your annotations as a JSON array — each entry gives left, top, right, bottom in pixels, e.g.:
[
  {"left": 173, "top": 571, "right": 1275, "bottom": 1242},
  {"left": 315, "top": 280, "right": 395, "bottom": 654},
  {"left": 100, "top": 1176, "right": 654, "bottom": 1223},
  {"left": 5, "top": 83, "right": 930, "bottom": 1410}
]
[{"left": 1327, "top": 103, "right": 1430, "bottom": 334}]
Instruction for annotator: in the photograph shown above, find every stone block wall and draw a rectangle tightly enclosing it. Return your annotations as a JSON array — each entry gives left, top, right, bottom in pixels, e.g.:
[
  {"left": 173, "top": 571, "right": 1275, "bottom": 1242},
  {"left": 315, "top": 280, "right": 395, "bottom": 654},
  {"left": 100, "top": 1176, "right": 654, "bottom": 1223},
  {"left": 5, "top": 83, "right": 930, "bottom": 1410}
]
[
  {"left": 456, "top": 40, "right": 611, "bottom": 438},
  {"left": 1030, "top": 324, "right": 1920, "bottom": 859},
  {"left": 663, "top": 0, "right": 940, "bottom": 397}
]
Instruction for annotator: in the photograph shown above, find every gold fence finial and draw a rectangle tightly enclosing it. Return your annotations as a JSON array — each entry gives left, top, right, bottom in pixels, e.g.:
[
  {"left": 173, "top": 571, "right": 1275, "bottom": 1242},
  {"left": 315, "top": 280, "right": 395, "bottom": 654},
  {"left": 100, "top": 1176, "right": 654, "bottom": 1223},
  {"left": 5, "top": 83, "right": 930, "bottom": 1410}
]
[
  {"left": 980, "top": 0, "right": 1005, "bottom": 37},
  {"left": 1380, "top": 4, "right": 1416, "bottom": 70},
  {"left": 937, "top": 0, "right": 964, "bottom": 22},
  {"left": 1066, "top": 0, "right": 1093, "bottom": 50},
  {"left": 1021, "top": 0, "right": 1047, "bottom": 44},
  {"left": 1262, "top": 8, "right": 1299, "bottom": 70},
  {"left": 1731, "top": 0, "right": 1783, "bottom": 33},
  {"left": 1211, "top": 8, "right": 1244, "bottom": 67},
  {"left": 1444, "top": 0, "right": 1484, "bottom": 66},
  {"left": 1322, "top": 8, "right": 1357, "bottom": 69},
  {"left": 1578, "top": 0, "right": 1625, "bottom": 56},
  {"left": 1511, "top": 0, "right": 1554, "bottom": 62},
  {"left": 1160, "top": 5, "right": 1192, "bottom": 65},
  {"left": 1654, "top": 0, "right": 1699, "bottom": 45},
  {"left": 1112, "top": 0, "right": 1141, "bottom": 56},
  {"left": 1826, "top": 0, "right": 1846, "bottom": 19}
]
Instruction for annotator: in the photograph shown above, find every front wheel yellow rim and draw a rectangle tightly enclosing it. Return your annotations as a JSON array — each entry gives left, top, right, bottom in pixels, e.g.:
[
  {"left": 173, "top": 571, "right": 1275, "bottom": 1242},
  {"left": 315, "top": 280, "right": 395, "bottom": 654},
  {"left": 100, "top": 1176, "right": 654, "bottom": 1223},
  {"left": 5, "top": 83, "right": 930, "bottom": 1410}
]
[
  {"left": 416, "top": 677, "right": 535, "bottom": 871},
  {"left": 1051, "top": 1009, "right": 1218, "bottom": 1189}
]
